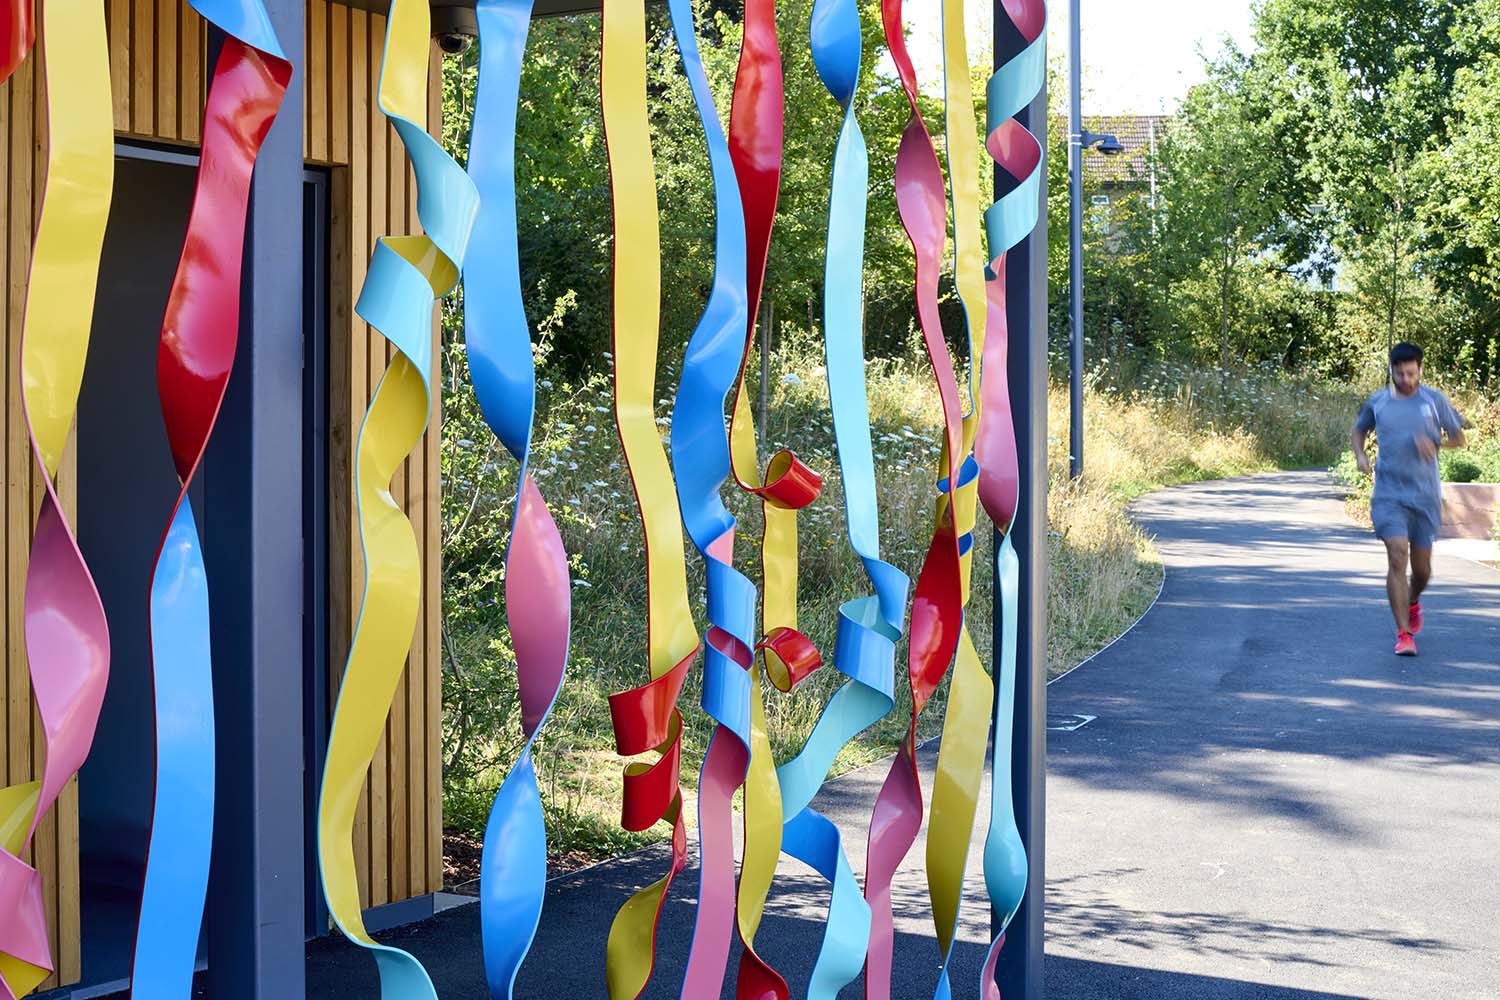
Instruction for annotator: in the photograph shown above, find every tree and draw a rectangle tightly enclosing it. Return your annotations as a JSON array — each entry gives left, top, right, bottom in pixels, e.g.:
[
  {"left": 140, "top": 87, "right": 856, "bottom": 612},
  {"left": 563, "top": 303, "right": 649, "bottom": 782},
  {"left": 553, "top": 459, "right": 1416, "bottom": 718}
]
[{"left": 1153, "top": 51, "right": 1285, "bottom": 367}]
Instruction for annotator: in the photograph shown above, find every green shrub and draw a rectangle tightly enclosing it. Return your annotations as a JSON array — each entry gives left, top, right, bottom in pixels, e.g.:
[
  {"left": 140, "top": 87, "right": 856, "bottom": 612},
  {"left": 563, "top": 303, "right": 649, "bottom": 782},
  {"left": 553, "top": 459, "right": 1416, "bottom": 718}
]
[{"left": 1443, "top": 455, "right": 1484, "bottom": 483}]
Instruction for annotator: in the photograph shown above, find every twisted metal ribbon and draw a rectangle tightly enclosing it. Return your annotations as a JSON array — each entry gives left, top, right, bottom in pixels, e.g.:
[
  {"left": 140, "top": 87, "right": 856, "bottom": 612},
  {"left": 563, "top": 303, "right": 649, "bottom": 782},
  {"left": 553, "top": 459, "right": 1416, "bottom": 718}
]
[
  {"left": 132, "top": 2, "right": 289, "bottom": 993},
  {"left": 719, "top": 4, "right": 830, "bottom": 997},
  {"left": 0, "top": 1, "right": 112, "bottom": 995},
  {"left": 923, "top": 0, "right": 1008, "bottom": 993},
  {"left": 661, "top": 0, "right": 823, "bottom": 993},
  {"left": 0, "top": 0, "right": 32, "bottom": 81},
  {"left": 466, "top": 2, "right": 573, "bottom": 996},
  {"left": 973, "top": 2, "right": 1045, "bottom": 994},
  {"left": 862, "top": 0, "right": 972, "bottom": 995},
  {"left": 317, "top": 0, "right": 477, "bottom": 995},
  {"left": 742, "top": 1, "right": 910, "bottom": 996},
  {"left": 598, "top": 0, "right": 703, "bottom": 994}
]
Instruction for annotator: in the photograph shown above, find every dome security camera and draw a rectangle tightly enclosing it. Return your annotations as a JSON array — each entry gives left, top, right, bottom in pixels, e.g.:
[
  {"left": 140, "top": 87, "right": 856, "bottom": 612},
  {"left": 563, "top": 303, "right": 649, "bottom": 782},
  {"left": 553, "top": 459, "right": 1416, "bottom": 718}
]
[
  {"left": 436, "top": 31, "right": 474, "bottom": 55},
  {"left": 432, "top": 5, "right": 477, "bottom": 55}
]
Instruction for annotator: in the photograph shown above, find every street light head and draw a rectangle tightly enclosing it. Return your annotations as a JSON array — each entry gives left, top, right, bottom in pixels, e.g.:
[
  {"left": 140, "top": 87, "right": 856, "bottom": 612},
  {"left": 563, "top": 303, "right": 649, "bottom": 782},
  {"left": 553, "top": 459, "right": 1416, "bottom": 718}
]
[{"left": 1097, "top": 133, "right": 1126, "bottom": 156}]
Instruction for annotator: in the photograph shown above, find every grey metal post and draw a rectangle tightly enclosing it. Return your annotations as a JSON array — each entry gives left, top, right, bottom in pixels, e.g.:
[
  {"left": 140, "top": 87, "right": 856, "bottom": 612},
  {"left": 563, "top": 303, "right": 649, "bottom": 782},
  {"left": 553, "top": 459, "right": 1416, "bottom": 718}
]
[
  {"left": 993, "top": 11, "right": 1049, "bottom": 998},
  {"left": 204, "top": 0, "right": 307, "bottom": 994},
  {"left": 1068, "top": 0, "right": 1084, "bottom": 479}
]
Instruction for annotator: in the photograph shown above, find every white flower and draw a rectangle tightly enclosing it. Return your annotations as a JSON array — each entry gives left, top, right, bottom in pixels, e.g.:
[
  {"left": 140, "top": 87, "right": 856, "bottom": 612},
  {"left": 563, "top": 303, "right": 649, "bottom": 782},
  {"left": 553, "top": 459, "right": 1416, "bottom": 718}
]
[
  {"left": 540, "top": 379, "right": 554, "bottom": 389},
  {"left": 782, "top": 373, "right": 802, "bottom": 386}
]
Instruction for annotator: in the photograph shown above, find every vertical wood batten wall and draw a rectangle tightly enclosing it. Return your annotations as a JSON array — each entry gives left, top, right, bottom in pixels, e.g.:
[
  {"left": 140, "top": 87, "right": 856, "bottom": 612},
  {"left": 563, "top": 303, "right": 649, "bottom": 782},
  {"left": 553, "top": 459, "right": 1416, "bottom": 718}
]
[
  {"left": 312, "top": 0, "right": 445, "bottom": 911},
  {"left": 1, "top": 0, "right": 443, "bottom": 987}
]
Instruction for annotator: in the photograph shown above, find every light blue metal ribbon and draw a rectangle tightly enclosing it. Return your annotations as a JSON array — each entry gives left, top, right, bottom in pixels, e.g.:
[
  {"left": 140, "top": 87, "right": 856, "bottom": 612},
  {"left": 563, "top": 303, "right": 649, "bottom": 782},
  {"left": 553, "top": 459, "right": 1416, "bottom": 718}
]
[
  {"left": 768, "top": 1, "right": 908, "bottom": 995},
  {"left": 981, "top": 26, "right": 1044, "bottom": 283},
  {"left": 135, "top": 501, "right": 213, "bottom": 996},
  {"left": 976, "top": 5, "right": 1046, "bottom": 992},
  {"left": 319, "top": 0, "right": 478, "bottom": 993}
]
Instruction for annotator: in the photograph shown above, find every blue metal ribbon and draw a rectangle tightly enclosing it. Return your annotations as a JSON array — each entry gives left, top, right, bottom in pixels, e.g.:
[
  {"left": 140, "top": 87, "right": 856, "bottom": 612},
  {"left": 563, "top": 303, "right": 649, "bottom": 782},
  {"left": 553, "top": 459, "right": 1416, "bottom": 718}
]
[
  {"left": 467, "top": 2, "right": 576, "bottom": 997},
  {"left": 133, "top": 1, "right": 288, "bottom": 992},
  {"left": 662, "top": 0, "right": 762, "bottom": 991},
  {"left": 768, "top": 1, "right": 908, "bottom": 995}
]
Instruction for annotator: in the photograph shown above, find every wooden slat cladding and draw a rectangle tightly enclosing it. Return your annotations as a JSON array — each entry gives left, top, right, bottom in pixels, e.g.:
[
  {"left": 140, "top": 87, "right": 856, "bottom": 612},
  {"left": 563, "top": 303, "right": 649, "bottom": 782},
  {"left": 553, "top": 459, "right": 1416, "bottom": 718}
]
[
  {"left": 314, "top": 0, "right": 446, "bottom": 913},
  {"left": 2, "top": 0, "right": 446, "bottom": 986}
]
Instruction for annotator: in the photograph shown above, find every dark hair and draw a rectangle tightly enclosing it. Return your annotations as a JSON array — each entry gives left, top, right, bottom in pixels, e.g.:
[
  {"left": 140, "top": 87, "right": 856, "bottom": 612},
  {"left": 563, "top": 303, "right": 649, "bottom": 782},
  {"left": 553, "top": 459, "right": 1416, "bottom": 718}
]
[{"left": 1390, "top": 342, "right": 1423, "bottom": 366}]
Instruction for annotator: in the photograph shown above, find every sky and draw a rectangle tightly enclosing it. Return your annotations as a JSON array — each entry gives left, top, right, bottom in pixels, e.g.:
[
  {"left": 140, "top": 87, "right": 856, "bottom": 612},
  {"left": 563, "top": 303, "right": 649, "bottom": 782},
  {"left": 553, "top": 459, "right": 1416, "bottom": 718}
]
[{"left": 892, "top": 0, "right": 1257, "bottom": 115}]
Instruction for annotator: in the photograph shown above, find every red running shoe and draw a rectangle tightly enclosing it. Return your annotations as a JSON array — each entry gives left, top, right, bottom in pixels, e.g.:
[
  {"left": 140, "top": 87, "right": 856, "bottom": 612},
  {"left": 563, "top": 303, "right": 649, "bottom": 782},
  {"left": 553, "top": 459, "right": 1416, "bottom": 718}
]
[
  {"left": 1409, "top": 602, "right": 1423, "bottom": 635},
  {"left": 1394, "top": 631, "right": 1417, "bottom": 656}
]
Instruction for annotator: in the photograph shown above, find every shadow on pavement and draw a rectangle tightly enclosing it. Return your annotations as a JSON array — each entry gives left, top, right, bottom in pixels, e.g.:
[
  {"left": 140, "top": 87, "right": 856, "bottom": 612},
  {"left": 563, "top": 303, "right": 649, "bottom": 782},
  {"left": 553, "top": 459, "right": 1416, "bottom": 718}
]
[{"left": 1046, "top": 955, "right": 1375, "bottom": 999}]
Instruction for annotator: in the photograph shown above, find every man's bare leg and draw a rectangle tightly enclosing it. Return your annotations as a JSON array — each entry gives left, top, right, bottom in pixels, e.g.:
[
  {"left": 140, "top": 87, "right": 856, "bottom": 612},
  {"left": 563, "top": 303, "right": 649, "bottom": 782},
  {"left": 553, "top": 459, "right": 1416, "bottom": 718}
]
[
  {"left": 1384, "top": 537, "right": 1412, "bottom": 632},
  {"left": 1410, "top": 545, "right": 1432, "bottom": 605}
]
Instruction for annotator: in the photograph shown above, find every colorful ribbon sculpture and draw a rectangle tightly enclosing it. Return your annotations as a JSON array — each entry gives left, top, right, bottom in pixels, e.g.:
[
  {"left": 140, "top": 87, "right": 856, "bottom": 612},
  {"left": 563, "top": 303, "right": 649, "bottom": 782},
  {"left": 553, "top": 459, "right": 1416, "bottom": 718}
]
[
  {"left": 317, "top": 0, "right": 477, "bottom": 995},
  {"left": 862, "top": 0, "right": 972, "bottom": 994},
  {"left": 598, "top": 0, "right": 702, "bottom": 995},
  {"left": 0, "top": 0, "right": 31, "bottom": 81},
  {"left": 973, "top": 1, "right": 1045, "bottom": 994},
  {"left": 0, "top": 1, "right": 112, "bottom": 996},
  {"left": 467, "top": 1, "right": 574, "bottom": 997},
  {"left": 133, "top": 0, "right": 289, "bottom": 993}
]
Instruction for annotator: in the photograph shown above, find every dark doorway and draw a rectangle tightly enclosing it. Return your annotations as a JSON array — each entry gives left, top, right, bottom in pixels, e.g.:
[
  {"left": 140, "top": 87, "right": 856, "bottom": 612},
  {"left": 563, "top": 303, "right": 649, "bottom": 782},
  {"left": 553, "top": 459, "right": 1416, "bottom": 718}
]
[
  {"left": 69, "top": 146, "right": 330, "bottom": 995},
  {"left": 77, "top": 147, "right": 203, "bottom": 988}
]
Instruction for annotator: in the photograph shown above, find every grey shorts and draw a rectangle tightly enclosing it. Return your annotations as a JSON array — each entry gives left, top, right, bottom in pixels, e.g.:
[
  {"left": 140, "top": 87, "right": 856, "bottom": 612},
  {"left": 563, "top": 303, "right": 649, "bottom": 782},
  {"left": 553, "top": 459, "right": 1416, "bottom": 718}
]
[{"left": 1371, "top": 498, "right": 1439, "bottom": 549}]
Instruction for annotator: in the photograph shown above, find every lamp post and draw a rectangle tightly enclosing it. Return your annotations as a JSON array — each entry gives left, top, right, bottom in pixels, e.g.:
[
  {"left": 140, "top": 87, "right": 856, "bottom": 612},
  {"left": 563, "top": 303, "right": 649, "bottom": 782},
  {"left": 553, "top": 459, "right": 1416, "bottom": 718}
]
[{"left": 1067, "top": 0, "right": 1122, "bottom": 479}]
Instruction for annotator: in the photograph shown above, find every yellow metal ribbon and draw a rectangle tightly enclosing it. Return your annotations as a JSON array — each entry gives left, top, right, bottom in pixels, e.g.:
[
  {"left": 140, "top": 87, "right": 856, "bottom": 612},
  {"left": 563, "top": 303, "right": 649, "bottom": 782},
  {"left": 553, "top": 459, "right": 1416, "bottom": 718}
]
[
  {"left": 317, "top": 0, "right": 476, "bottom": 995},
  {"left": 599, "top": 0, "right": 701, "bottom": 994},
  {"left": 926, "top": 0, "right": 998, "bottom": 975},
  {"left": 0, "top": 0, "right": 113, "bottom": 993}
]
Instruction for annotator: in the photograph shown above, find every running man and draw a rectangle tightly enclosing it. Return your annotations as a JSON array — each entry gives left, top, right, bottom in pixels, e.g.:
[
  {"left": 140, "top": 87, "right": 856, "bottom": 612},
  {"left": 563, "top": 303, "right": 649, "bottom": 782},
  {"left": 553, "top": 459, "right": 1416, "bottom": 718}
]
[{"left": 1351, "top": 342, "right": 1466, "bottom": 656}]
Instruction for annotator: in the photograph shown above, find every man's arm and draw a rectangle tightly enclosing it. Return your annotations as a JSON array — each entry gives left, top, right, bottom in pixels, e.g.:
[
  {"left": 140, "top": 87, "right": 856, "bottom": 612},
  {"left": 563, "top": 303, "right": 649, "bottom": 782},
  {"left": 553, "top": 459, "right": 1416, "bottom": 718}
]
[
  {"left": 1352, "top": 423, "right": 1373, "bottom": 475},
  {"left": 1437, "top": 390, "right": 1466, "bottom": 448}
]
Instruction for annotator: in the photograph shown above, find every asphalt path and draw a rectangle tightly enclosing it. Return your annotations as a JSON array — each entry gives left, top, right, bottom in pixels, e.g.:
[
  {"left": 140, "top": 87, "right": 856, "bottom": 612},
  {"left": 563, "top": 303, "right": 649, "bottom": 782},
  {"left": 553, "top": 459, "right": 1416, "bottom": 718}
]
[{"left": 300, "top": 470, "right": 1499, "bottom": 999}]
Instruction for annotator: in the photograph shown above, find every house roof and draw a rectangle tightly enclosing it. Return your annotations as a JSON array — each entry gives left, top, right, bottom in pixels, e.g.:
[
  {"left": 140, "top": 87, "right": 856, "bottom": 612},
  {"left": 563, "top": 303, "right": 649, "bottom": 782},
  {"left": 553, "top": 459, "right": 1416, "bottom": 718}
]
[{"left": 1050, "top": 114, "right": 1173, "bottom": 187}]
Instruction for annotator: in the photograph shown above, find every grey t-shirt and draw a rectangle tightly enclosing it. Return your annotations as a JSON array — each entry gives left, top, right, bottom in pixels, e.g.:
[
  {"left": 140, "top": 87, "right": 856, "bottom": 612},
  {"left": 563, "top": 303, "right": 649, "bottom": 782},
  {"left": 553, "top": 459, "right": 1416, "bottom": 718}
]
[{"left": 1355, "top": 386, "right": 1464, "bottom": 511}]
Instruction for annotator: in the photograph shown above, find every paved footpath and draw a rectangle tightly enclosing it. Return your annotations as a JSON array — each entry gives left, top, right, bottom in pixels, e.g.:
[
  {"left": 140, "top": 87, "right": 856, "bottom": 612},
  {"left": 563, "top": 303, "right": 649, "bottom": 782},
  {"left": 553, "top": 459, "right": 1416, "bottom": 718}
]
[
  {"left": 303, "top": 471, "right": 1499, "bottom": 999},
  {"left": 1045, "top": 471, "right": 1500, "bottom": 999}
]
